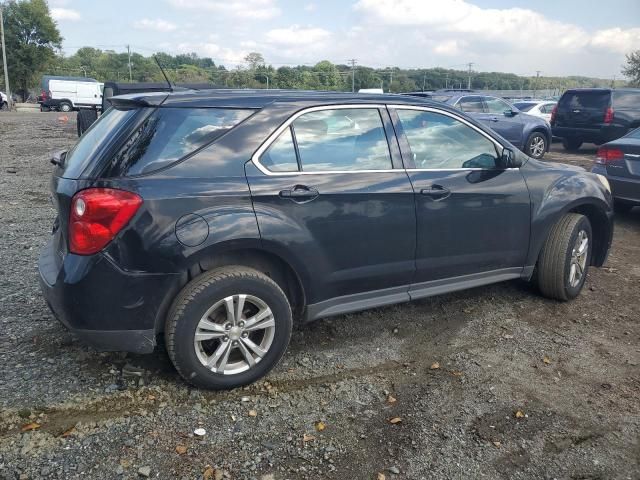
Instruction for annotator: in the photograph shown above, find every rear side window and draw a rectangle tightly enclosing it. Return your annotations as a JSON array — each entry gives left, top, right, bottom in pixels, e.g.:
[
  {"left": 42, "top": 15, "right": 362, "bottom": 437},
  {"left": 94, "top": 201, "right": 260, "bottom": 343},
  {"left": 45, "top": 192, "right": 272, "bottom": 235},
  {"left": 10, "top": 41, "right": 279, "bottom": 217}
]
[
  {"left": 514, "top": 102, "right": 536, "bottom": 112},
  {"left": 457, "top": 96, "right": 485, "bottom": 113},
  {"left": 261, "top": 127, "right": 299, "bottom": 172},
  {"left": 613, "top": 91, "right": 640, "bottom": 109},
  {"left": 104, "top": 107, "right": 253, "bottom": 176},
  {"left": 559, "top": 91, "right": 610, "bottom": 111}
]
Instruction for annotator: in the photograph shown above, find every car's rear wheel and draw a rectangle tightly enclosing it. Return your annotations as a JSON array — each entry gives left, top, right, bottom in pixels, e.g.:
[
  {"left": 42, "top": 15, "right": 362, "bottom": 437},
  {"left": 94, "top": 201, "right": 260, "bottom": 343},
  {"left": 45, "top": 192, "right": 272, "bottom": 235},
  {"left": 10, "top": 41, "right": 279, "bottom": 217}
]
[
  {"left": 536, "top": 213, "right": 592, "bottom": 301},
  {"left": 562, "top": 138, "right": 582, "bottom": 151},
  {"left": 526, "top": 132, "right": 547, "bottom": 159},
  {"left": 165, "top": 266, "right": 292, "bottom": 389}
]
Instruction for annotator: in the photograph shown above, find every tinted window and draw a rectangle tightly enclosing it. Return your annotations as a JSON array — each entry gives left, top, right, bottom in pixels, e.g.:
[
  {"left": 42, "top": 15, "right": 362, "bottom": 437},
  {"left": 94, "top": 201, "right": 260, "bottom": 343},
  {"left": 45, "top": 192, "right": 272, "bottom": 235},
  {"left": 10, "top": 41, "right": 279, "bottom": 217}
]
[
  {"left": 397, "top": 110, "right": 499, "bottom": 169},
  {"left": 292, "top": 108, "right": 392, "bottom": 171},
  {"left": 261, "top": 127, "right": 298, "bottom": 172},
  {"left": 484, "top": 97, "right": 512, "bottom": 114},
  {"left": 63, "top": 107, "right": 139, "bottom": 178},
  {"left": 105, "top": 107, "right": 253, "bottom": 176},
  {"left": 559, "top": 91, "right": 610, "bottom": 111},
  {"left": 626, "top": 127, "right": 640, "bottom": 139},
  {"left": 457, "top": 96, "right": 485, "bottom": 113},
  {"left": 540, "top": 103, "right": 556, "bottom": 113},
  {"left": 514, "top": 102, "right": 536, "bottom": 112},
  {"left": 613, "top": 91, "right": 640, "bottom": 109}
]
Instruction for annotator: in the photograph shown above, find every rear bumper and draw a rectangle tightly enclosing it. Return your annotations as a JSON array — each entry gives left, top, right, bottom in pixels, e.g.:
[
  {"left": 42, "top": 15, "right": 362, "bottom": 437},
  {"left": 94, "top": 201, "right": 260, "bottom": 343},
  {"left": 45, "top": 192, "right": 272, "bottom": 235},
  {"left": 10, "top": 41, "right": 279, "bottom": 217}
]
[
  {"left": 38, "top": 236, "right": 180, "bottom": 353},
  {"left": 552, "top": 125, "right": 627, "bottom": 144},
  {"left": 591, "top": 165, "right": 640, "bottom": 205}
]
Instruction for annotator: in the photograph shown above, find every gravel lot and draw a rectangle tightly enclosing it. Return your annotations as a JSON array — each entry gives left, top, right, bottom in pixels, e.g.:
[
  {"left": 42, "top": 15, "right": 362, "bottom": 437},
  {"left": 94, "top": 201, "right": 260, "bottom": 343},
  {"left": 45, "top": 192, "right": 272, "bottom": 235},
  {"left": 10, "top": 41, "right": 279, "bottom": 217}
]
[{"left": 0, "top": 112, "right": 638, "bottom": 480}]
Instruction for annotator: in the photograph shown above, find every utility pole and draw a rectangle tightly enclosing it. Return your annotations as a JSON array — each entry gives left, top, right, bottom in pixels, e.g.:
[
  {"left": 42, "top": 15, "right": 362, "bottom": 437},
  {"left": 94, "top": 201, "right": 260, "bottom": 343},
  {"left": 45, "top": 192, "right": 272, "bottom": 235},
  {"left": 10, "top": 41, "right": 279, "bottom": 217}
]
[
  {"left": 534, "top": 70, "right": 541, "bottom": 98},
  {"left": 127, "top": 44, "right": 132, "bottom": 82},
  {"left": 422, "top": 71, "right": 426, "bottom": 92},
  {"left": 0, "top": 4, "right": 12, "bottom": 110},
  {"left": 467, "top": 62, "right": 474, "bottom": 89},
  {"left": 445, "top": 72, "right": 449, "bottom": 89},
  {"left": 348, "top": 58, "right": 357, "bottom": 92}
]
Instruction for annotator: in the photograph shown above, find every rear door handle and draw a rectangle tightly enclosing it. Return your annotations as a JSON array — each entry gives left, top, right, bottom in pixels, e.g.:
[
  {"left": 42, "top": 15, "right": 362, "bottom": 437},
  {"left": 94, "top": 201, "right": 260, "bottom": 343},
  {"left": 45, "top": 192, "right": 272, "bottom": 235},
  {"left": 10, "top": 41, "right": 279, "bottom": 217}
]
[
  {"left": 279, "top": 185, "right": 319, "bottom": 202},
  {"left": 490, "top": 116, "right": 499, "bottom": 122},
  {"left": 420, "top": 185, "right": 450, "bottom": 200}
]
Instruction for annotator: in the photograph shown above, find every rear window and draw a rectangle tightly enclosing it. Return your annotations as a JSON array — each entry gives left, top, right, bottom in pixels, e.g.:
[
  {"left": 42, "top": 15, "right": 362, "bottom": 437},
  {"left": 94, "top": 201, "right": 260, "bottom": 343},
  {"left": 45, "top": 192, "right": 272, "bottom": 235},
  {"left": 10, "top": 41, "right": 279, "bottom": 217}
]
[
  {"left": 103, "top": 107, "right": 253, "bottom": 176},
  {"left": 559, "top": 91, "right": 610, "bottom": 111},
  {"left": 63, "top": 107, "right": 139, "bottom": 178},
  {"left": 514, "top": 102, "right": 536, "bottom": 112},
  {"left": 626, "top": 127, "right": 640, "bottom": 139},
  {"left": 431, "top": 95, "right": 452, "bottom": 103},
  {"left": 613, "top": 90, "right": 640, "bottom": 109}
]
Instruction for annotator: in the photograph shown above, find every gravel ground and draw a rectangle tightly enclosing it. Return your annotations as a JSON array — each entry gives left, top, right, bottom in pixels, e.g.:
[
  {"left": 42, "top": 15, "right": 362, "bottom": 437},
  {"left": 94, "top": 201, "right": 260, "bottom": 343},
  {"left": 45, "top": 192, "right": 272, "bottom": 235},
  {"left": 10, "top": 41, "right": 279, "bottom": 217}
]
[{"left": 0, "top": 112, "right": 638, "bottom": 480}]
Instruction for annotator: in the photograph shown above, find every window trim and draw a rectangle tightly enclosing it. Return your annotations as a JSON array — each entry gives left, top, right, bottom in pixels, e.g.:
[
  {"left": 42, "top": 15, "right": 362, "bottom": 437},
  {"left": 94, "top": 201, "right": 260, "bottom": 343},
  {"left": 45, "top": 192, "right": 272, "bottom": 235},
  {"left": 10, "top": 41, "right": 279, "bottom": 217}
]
[
  {"left": 387, "top": 104, "right": 513, "bottom": 171},
  {"left": 252, "top": 104, "right": 398, "bottom": 176}
]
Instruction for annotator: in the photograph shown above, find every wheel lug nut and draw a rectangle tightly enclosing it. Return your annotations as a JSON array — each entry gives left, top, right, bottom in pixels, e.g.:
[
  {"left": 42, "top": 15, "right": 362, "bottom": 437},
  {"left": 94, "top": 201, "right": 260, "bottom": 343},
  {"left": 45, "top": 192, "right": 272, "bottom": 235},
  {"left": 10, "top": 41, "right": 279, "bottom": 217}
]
[
  {"left": 225, "top": 323, "right": 232, "bottom": 330},
  {"left": 238, "top": 321, "right": 245, "bottom": 328},
  {"left": 223, "top": 336, "right": 229, "bottom": 342},
  {"left": 242, "top": 332, "right": 248, "bottom": 338},
  {"left": 232, "top": 341, "right": 238, "bottom": 346}
]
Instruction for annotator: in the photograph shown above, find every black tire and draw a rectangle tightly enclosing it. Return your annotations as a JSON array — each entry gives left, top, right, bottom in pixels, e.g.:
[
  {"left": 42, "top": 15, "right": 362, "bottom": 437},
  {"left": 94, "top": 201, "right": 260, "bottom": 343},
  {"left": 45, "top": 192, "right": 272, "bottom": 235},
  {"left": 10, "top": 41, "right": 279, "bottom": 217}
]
[
  {"left": 59, "top": 102, "right": 72, "bottom": 112},
  {"left": 614, "top": 200, "right": 634, "bottom": 213},
  {"left": 536, "top": 213, "right": 592, "bottom": 301},
  {"left": 562, "top": 138, "right": 582, "bottom": 151},
  {"left": 165, "top": 266, "right": 292, "bottom": 390},
  {"left": 40, "top": 105, "right": 51, "bottom": 112},
  {"left": 526, "top": 131, "right": 547, "bottom": 159},
  {"left": 0, "top": 101, "right": 7, "bottom": 111},
  {"left": 77, "top": 109, "right": 98, "bottom": 137}
]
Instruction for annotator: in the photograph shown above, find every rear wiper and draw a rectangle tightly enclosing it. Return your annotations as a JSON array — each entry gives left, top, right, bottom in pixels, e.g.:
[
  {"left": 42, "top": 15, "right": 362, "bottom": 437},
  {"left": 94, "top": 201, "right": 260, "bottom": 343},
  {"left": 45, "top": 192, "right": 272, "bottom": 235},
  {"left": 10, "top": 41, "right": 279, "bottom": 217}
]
[{"left": 50, "top": 150, "right": 67, "bottom": 167}]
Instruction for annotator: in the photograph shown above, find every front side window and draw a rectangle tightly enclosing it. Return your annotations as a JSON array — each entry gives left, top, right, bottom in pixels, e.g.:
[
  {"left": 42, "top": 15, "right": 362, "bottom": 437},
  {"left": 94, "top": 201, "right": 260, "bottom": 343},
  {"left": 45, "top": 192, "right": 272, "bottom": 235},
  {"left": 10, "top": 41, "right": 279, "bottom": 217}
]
[
  {"left": 105, "top": 107, "right": 253, "bottom": 176},
  {"left": 457, "top": 96, "right": 485, "bottom": 113},
  {"left": 484, "top": 97, "right": 512, "bottom": 114},
  {"left": 396, "top": 109, "right": 500, "bottom": 170},
  {"left": 291, "top": 108, "right": 393, "bottom": 172}
]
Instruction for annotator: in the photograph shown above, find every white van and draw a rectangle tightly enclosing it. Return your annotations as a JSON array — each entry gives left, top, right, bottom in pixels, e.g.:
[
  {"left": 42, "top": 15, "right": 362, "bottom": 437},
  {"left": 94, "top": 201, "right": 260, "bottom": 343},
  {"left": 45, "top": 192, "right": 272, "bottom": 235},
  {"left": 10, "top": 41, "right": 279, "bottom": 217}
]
[{"left": 39, "top": 76, "right": 103, "bottom": 112}]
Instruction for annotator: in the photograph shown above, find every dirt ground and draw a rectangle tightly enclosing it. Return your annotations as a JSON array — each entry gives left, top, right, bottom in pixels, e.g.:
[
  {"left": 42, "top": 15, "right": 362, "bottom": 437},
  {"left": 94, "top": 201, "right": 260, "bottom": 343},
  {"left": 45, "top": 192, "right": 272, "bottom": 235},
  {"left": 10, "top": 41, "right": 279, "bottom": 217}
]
[{"left": 0, "top": 112, "right": 638, "bottom": 480}]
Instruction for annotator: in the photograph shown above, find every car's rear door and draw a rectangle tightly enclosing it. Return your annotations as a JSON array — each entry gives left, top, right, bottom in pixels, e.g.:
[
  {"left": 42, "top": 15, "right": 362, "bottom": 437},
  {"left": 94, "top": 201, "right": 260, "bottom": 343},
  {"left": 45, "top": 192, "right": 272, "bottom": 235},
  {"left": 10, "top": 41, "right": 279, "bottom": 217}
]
[
  {"left": 389, "top": 104, "right": 531, "bottom": 287},
  {"left": 245, "top": 105, "right": 416, "bottom": 311}
]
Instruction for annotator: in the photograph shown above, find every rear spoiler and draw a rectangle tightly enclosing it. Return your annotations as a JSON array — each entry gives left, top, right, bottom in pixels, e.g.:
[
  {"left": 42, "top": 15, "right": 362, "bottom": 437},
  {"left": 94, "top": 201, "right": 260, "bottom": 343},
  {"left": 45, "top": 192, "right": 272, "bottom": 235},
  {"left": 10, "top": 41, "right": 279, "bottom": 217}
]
[{"left": 108, "top": 93, "right": 169, "bottom": 109}]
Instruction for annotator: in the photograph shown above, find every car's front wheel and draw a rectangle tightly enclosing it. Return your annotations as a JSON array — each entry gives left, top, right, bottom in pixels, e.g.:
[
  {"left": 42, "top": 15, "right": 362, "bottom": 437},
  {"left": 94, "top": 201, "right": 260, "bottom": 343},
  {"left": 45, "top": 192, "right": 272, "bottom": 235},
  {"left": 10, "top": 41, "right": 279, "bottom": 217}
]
[
  {"left": 59, "top": 102, "right": 72, "bottom": 112},
  {"left": 536, "top": 213, "right": 592, "bottom": 301},
  {"left": 165, "top": 266, "right": 292, "bottom": 389},
  {"left": 526, "top": 132, "right": 547, "bottom": 159}
]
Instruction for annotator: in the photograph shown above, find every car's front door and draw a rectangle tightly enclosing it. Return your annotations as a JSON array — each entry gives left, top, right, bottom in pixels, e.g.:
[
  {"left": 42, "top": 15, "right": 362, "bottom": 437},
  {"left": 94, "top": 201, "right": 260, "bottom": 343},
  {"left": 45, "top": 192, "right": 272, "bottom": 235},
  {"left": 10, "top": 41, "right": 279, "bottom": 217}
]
[
  {"left": 389, "top": 105, "right": 531, "bottom": 287},
  {"left": 479, "top": 96, "right": 524, "bottom": 148},
  {"left": 246, "top": 105, "right": 416, "bottom": 309}
]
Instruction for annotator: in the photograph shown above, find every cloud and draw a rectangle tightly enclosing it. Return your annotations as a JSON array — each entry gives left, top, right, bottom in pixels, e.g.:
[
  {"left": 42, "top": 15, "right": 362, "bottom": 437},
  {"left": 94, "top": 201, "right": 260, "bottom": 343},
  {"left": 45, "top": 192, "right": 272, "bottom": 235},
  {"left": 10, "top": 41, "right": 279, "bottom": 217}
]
[
  {"left": 590, "top": 27, "right": 640, "bottom": 54},
  {"left": 134, "top": 18, "right": 178, "bottom": 32},
  {"left": 168, "top": 0, "right": 280, "bottom": 20},
  {"left": 51, "top": 7, "right": 81, "bottom": 21},
  {"left": 175, "top": 42, "right": 248, "bottom": 65},
  {"left": 265, "top": 25, "right": 331, "bottom": 47}
]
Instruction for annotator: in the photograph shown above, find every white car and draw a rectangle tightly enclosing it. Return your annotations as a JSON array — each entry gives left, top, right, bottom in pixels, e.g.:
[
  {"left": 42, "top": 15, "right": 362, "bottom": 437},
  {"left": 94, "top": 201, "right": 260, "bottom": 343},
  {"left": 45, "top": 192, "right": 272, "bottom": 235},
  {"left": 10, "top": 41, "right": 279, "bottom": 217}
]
[
  {"left": 513, "top": 100, "right": 557, "bottom": 122},
  {"left": 0, "top": 91, "right": 8, "bottom": 110}
]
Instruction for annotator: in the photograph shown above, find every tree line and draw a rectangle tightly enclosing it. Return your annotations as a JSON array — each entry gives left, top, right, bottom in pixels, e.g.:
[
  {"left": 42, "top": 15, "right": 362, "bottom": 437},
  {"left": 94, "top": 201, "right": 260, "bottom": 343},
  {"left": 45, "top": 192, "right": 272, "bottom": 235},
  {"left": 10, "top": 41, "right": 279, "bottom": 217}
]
[{"left": 1, "top": 0, "right": 639, "bottom": 101}]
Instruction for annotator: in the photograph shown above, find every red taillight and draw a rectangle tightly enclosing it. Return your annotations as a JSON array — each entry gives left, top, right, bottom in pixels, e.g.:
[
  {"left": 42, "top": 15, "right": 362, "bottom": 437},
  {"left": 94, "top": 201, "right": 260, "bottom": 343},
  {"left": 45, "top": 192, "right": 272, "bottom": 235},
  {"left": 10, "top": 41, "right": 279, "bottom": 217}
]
[
  {"left": 604, "top": 107, "right": 614, "bottom": 123},
  {"left": 596, "top": 146, "right": 624, "bottom": 164},
  {"left": 550, "top": 105, "right": 558, "bottom": 124},
  {"left": 69, "top": 188, "right": 142, "bottom": 255}
]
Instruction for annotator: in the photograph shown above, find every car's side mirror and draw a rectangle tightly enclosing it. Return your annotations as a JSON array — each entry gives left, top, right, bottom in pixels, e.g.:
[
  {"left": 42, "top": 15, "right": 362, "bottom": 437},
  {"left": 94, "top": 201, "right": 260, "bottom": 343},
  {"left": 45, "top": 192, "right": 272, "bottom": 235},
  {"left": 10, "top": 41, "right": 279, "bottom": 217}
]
[
  {"left": 501, "top": 148, "right": 521, "bottom": 168},
  {"left": 504, "top": 109, "right": 518, "bottom": 117}
]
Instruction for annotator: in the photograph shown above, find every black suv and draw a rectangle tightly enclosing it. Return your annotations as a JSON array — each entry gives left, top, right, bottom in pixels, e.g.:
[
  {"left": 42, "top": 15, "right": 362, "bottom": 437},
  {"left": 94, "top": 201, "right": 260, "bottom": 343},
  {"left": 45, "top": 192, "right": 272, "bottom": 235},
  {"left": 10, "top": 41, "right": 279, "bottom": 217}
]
[
  {"left": 39, "top": 90, "right": 613, "bottom": 389},
  {"left": 552, "top": 88, "right": 640, "bottom": 151}
]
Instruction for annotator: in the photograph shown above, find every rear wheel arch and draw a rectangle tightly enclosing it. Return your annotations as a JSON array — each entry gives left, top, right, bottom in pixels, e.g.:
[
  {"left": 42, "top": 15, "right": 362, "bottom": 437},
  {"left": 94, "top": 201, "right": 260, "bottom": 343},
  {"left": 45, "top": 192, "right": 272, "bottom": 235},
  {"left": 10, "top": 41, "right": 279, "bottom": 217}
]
[{"left": 158, "top": 247, "right": 306, "bottom": 334}]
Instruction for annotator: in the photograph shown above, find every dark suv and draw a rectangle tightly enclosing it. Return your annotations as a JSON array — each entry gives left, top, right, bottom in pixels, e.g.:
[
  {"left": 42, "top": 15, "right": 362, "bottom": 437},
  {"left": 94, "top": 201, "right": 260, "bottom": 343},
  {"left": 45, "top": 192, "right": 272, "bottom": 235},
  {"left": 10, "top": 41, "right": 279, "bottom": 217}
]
[
  {"left": 38, "top": 90, "right": 613, "bottom": 389},
  {"left": 552, "top": 88, "right": 640, "bottom": 151}
]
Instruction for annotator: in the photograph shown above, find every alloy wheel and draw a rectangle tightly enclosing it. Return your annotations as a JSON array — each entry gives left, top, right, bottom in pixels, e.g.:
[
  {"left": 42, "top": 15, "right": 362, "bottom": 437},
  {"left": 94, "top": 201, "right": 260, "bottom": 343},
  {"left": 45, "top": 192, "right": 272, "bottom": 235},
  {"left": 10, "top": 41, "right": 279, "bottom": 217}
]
[
  {"left": 529, "top": 135, "right": 546, "bottom": 158},
  {"left": 569, "top": 230, "right": 589, "bottom": 288},
  {"left": 193, "top": 294, "right": 276, "bottom": 375}
]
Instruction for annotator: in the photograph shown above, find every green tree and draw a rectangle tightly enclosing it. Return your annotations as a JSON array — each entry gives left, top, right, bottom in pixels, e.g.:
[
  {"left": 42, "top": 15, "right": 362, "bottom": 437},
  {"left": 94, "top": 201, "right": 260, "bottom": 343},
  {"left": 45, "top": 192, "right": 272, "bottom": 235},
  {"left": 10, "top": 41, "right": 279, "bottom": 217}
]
[
  {"left": 1, "top": 0, "right": 62, "bottom": 98},
  {"left": 244, "top": 52, "right": 265, "bottom": 70},
  {"left": 622, "top": 50, "right": 640, "bottom": 86}
]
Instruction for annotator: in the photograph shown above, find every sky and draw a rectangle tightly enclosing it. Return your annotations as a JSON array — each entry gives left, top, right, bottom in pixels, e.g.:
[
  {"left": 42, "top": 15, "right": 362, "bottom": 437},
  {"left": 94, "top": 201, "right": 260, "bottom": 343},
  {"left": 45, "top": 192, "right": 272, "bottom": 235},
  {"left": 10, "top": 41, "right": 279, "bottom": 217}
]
[{"left": 50, "top": 0, "right": 640, "bottom": 78}]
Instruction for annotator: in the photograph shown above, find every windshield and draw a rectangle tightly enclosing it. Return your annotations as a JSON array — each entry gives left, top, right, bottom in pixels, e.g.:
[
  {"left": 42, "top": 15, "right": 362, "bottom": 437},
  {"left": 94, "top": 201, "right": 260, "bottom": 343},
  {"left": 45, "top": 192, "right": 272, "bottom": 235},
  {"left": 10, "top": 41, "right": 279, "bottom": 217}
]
[
  {"left": 62, "top": 107, "right": 140, "bottom": 178},
  {"left": 514, "top": 102, "right": 536, "bottom": 112}
]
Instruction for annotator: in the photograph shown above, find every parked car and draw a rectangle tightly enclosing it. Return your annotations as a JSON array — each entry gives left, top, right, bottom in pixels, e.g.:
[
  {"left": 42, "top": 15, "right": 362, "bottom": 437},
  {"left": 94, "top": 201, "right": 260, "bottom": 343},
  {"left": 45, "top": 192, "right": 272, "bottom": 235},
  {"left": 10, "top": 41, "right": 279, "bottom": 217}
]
[
  {"left": 513, "top": 100, "right": 557, "bottom": 122},
  {"left": 38, "top": 75, "right": 103, "bottom": 112},
  {"left": 551, "top": 88, "right": 640, "bottom": 151},
  {"left": 591, "top": 127, "right": 640, "bottom": 212},
  {"left": 38, "top": 90, "right": 613, "bottom": 389},
  {"left": 0, "top": 91, "right": 8, "bottom": 110},
  {"left": 418, "top": 91, "right": 552, "bottom": 159}
]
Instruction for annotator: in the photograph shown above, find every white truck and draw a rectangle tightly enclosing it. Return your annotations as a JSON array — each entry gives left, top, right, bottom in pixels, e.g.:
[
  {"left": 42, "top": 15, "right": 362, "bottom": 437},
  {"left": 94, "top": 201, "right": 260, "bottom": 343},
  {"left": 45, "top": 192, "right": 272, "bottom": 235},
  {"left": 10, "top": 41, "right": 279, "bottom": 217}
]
[{"left": 38, "top": 76, "right": 103, "bottom": 112}]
